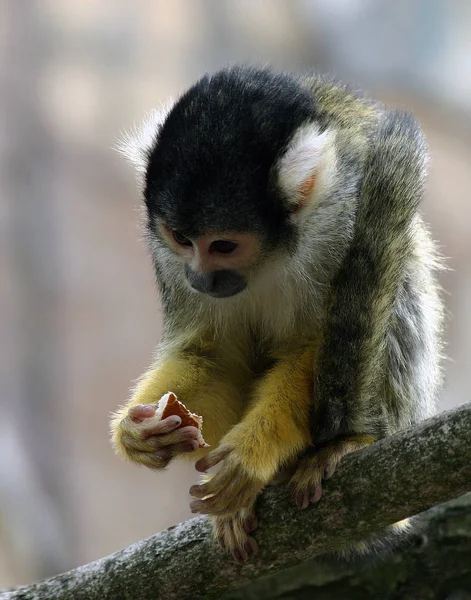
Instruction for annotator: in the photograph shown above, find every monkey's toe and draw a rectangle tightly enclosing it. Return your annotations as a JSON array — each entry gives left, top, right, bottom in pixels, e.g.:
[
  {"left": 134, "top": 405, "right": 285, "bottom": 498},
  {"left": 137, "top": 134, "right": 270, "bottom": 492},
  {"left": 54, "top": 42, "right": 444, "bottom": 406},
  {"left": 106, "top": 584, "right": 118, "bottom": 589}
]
[
  {"left": 290, "top": 478, "right": 323, "bottom": 509},
  {"left": 292, "top": 485, "right": 322, "bottom": 509},
  {"left": 289, "top": 436, "right": 377, "bottom": 509},
  {"left": 288, "top": 453, "right": 330, "bottom": 510}
]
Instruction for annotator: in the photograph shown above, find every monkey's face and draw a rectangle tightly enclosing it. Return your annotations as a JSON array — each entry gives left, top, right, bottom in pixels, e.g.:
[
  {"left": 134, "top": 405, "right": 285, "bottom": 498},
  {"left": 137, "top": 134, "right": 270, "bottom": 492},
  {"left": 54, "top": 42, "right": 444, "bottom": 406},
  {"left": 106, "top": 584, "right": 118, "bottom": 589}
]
[
  {"left": 158, "top": 225, "right": 262, "bottom": 298},
  {"left": 131, "top": 67, "right": 340, "bottom": 298}
]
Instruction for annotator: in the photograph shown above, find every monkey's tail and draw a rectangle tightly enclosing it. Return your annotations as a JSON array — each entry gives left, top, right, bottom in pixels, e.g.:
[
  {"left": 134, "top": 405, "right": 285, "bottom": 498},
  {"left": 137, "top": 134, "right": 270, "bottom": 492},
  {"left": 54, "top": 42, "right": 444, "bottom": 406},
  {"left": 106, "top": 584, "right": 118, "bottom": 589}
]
[
  {"left": 312, "top": 109, "right": 430, "bottom": 437},
  {"left": 330, "top": 515, "right": 424, "bottom": 564}
]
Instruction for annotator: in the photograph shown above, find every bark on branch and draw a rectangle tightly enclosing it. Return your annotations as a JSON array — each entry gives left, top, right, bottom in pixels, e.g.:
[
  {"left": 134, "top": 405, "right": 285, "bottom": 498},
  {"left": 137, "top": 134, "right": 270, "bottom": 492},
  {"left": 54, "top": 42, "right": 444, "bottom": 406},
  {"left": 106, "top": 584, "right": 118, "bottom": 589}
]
[
  {"left": 3, "top": 403, "right": 471, "bottom": 600},
  {"left": 224, "top": 494, "right": 471, "bottom": 600}
]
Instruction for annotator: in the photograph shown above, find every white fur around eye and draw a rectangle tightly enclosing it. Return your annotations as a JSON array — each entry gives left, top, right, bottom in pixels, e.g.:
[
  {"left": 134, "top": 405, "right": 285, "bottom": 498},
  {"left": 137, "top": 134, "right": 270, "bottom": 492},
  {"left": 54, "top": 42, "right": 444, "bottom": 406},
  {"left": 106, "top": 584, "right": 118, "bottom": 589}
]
[
  {"left": 115, "top": 98, "right": 175, "bottom": 183},
  {"left": 277, "top": 123, "right": 337, "bottom": 212}
]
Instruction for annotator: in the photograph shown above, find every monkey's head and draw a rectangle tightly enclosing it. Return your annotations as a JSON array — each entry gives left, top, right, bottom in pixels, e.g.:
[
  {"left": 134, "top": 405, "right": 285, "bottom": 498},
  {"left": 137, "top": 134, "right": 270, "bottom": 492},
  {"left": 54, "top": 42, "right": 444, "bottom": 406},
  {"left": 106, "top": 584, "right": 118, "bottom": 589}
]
[{"left": 120, "top": 66, "right": 339, "bottom": 299}]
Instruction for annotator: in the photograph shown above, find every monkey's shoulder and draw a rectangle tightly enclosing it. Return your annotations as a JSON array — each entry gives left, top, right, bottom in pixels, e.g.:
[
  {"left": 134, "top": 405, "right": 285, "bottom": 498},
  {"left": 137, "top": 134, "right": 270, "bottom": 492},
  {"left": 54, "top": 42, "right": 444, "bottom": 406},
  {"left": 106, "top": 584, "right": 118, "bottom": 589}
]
[{"left": 299, "top": 74, "right": 380, "bottom": 131}]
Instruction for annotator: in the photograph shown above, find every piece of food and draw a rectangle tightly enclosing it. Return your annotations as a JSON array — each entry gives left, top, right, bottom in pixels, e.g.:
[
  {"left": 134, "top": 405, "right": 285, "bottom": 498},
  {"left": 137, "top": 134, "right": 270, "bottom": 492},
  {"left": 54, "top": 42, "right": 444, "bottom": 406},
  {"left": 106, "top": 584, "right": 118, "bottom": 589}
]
[{"left": 156, "top": 392, "right": 209, "bottom": 448}]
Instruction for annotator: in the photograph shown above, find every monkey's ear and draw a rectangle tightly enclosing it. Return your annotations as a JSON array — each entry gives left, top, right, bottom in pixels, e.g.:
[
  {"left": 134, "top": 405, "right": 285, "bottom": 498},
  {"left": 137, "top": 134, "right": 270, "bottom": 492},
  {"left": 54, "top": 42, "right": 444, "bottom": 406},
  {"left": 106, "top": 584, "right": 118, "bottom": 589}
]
[
  {"left": 115, "top": 99, "right": 175, "bottom": 183},
  {"left": 277, "top": 124, "right": 337, "bottom": 214}
]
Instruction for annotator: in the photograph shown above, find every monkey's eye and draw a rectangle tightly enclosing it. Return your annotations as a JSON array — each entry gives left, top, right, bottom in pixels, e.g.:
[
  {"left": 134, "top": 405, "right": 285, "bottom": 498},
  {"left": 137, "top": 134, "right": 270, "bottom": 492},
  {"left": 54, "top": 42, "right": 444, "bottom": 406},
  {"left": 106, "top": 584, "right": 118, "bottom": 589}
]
[
  {"left": 172, "top": 231, "right": 192, "bottom": 246},
  {"left": 209, "top": 240, "right": 238, "bottom": 254}
]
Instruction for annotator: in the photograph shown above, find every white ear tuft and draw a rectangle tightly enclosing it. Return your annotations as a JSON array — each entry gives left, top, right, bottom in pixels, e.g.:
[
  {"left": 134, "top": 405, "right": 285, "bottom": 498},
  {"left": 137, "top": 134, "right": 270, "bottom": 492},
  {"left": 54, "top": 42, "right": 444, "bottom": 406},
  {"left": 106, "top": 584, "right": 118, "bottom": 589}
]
[
  {"left": 115, "top": 99, "right": 175, "bottom": 183},
  {"left": 277, "top": 123, "right": 337, "bottom": 212}
]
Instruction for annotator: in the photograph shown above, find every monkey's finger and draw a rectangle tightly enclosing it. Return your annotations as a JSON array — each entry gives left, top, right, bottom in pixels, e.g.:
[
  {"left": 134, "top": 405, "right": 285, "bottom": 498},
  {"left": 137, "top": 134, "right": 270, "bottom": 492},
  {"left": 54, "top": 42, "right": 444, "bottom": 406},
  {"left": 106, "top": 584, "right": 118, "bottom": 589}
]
[
  {"left": 214, "top": 515, "right": 232, "bottom": 550},
  {"left": 120, "top": 426, "right": 198, "bottom": 454},
  {"left": 120, "top": 414, "right": 182, "bottom": 440},
  {"left": 190, "top": 488, "right": 239, "bottom": 515},
  {"left": 310, "top": 482, "right": 323, "bottom": 503},
  {"left": 190, "top": 498, "right": 224, "bottom": 515},
  {"left": 214, "top": 514, "right": 258, "bottom": 564},
  {"left": 189, "top": 482, "right": 212, "bottom": 498},
  {"left": 189, "top": 486, "right": 204, "bottom": 499},
  {"left": 126, "top": 448, "right": 173, "bottom": 470},
  {"left": 292, "top": 490, "right": 310, "bottom": 510},
  {"left": 150, "top": 426, "right": 200, "bottom": 447},
  {"left": 232, "top": 536, "right": 258, "bottom": 564},
  {"left": 233, "top": 546, "right": 248, "bottom": 564},
  {"left": 169, "top": 440, "right": 200, "bottom": 453},
  {"left": 243, "top": 536, "right": 258, "bottom": 560},
  {"left": 195, "top": 447, "right": 231, "bottom": 473},
  {"left": 121, "top": 424, "right": 187, "bottom": 451},
  {"left": 324, "top": 462, "right": 337, "bottom": 480},
  {"left": 190, "top": 486, "right": 251, "bottom": 515},
  {"left": 242, "top": 513, "right": 258, "bottom": 534},
  {"left": 138, "top": 415, "right": 183, "bottom": 437},
  {"left": 129, "top": 404, "right": 157, "bottom": 423},
  {"left": 189, "top": 465, "right": 228, "bottom": 498}
]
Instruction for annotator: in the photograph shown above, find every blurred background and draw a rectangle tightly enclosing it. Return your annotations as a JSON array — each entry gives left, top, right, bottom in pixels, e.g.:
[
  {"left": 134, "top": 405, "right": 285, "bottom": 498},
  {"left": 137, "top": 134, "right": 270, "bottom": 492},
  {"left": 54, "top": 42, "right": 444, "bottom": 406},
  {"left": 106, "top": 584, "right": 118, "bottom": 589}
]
[{"left": 1, "top": 0, "right": 470, "bottom": 588}]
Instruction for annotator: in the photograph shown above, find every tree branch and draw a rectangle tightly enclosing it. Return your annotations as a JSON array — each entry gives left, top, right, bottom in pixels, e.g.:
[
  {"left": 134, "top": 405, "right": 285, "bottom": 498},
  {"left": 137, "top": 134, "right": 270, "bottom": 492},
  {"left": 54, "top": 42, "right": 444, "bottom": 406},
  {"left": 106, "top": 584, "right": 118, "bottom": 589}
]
[
  {"left": 3, "top": 403, "right": 471, "bottom": 600},
  {"left": 223, "top": 494, "right": 471, "bottom": 600}
]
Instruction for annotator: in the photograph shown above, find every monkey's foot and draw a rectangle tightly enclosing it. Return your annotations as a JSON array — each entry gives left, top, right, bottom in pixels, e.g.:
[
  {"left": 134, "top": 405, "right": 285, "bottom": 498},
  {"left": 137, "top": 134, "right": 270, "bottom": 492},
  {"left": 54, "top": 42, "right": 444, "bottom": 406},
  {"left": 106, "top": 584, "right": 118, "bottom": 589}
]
[
  {"left": 189, "top": 445, "right": 265, "bottom": 516},
  {"left": 289, "top": 435, "right": 376, "bottom": 509},
  {"left": 213, "top": 507, "right": 259, "bottom": 563}
]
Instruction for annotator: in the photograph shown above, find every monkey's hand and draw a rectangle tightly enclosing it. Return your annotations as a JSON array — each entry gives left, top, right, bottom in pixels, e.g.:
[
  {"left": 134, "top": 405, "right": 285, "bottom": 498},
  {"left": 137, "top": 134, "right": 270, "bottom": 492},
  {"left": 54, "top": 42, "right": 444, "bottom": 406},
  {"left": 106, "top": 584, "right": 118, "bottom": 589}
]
[
  {"left": 189, "top": 445, "right": 264, "bottom": 563},
  {"left": 189, "top": 443, "right": 266, "bottom": 516},
  {"left": 110, "top": 404, "right": 200, "bottom": 470},
  {"left": 213, "top": 507, "right": 259, "bottom": 564},
  {"left": 289, "top": 435, "right": 376, "bottom": 509}
]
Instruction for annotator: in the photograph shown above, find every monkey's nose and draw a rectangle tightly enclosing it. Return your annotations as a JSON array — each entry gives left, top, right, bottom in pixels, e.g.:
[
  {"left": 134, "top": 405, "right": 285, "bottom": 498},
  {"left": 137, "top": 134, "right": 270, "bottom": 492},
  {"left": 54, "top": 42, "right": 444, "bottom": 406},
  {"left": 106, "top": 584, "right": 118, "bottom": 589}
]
[
  {"left": 185, "top": 267, "right": 246, "bottom": 298},
  {"left": 186, "top": 268, "right": 216, "bottom": 295}
]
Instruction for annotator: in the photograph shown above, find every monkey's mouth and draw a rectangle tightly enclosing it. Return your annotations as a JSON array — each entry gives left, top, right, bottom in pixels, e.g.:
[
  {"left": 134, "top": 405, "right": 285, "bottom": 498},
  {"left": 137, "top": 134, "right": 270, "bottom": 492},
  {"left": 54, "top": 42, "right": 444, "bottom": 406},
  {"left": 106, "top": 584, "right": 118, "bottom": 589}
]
[
  {"left": 190, "top": 281, "right": 247, "bottom": 299},
  {"left": 204, "top": 284, "right": 247, "bottom": 299}
]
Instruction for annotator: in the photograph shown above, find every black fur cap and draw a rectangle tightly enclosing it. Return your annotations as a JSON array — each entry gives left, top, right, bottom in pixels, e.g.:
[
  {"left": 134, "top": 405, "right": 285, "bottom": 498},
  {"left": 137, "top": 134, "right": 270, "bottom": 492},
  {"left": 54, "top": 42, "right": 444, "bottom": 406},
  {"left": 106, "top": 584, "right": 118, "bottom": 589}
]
[{"left": 144, "top": 66, "right": 317, "bottom": 244}]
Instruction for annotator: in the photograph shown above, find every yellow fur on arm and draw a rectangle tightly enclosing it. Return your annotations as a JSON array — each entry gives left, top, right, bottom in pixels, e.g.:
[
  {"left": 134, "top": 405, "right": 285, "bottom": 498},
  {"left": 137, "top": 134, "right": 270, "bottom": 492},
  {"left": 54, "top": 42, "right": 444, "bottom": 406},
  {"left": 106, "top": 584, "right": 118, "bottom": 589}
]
[
  {"left": 110, "top": 350, "right": 246, "bottom": 459},
  {"left": 223, "top": 345, "right": 316, "bottom": 482}
]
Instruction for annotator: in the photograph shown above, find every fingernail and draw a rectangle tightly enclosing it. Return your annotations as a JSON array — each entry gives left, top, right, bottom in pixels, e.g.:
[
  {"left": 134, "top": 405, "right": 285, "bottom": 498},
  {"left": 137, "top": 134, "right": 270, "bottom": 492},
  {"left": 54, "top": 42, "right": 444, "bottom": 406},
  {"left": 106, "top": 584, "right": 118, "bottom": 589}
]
[
  {"left": 324, "top": 464, "right": 334, "bottom": 479},
  {"left": 243, "top": 517, "right": 257, "bottom": 533},
  {"left": 311, "top": 485, "right": 323, "bottom": 503},
  {"left": 299, "top": 495, "right": 309, "bottom": 510},
  {"left": 195, "top": 459, "right": 207, "bottom": 472}
]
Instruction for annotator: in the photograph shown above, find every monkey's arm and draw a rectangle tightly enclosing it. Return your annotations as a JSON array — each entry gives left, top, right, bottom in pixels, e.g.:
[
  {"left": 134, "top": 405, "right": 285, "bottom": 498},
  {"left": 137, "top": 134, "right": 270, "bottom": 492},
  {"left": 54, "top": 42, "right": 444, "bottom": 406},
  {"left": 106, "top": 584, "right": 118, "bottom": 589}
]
[
  {"left": 110, "top": 342, "right": 245, "bottom": 469},
  {"left": 189, "top": 345, "right": 315, "bottom": 515},
  {"left": 290, "top": 111, "right": 428, "bottom": 505}
]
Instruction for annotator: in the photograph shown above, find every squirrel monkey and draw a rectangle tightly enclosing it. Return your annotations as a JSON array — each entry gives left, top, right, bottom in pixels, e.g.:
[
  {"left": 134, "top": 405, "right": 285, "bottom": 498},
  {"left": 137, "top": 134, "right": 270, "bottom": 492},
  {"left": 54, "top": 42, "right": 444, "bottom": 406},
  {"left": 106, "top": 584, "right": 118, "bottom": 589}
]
[{"left": 110, "top": 66, "right": 444, "bottom": 563}]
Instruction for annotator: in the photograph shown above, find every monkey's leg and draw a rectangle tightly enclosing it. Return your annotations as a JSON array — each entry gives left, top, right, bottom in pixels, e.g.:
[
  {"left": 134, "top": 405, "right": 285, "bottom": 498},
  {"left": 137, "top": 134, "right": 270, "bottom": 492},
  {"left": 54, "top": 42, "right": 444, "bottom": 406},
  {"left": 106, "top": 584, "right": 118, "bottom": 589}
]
[
  {"left": 289, "top": 435, "right": 376, "bottom": 509},
  {"left": 110, "top": 350, "right": 245, "bottom": 469},
  {"left": 189, "top": 346, "right": 314, "bottom": 560}
]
